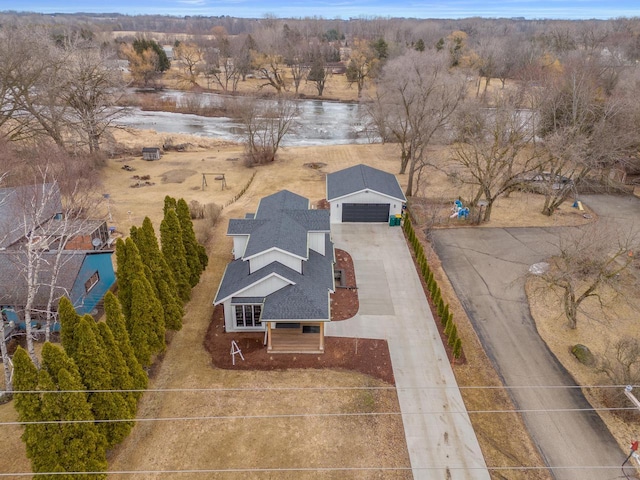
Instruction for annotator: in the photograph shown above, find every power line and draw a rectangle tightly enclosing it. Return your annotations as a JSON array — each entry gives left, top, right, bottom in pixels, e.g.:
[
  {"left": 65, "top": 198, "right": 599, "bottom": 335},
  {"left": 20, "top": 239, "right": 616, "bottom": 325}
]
[
  {"left": 0, "top": 464, "right": 634, "bottom": 477},
  {"left": 6, "top": 383, "right": 637, "bottom": 394},
  {"left": 2, "top": 406, "right": 639, "bottom": 427}
]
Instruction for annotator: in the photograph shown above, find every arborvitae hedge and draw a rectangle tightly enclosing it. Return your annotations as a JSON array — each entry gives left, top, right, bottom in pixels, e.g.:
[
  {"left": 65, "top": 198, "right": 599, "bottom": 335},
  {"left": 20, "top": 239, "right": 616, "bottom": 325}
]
[{"left": 403, "top": 210, "right": 463, "bottom": 359}]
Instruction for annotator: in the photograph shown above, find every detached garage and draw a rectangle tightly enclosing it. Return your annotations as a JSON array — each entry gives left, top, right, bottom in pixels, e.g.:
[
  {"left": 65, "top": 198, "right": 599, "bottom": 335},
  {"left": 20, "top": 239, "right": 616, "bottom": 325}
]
[{"left": 326, "top": 164, "right": 406, "bottom": 224}]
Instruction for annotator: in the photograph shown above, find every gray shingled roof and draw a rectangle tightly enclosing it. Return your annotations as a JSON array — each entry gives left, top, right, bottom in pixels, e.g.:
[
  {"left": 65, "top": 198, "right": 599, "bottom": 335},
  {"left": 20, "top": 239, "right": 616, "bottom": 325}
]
[
  {"left": 215, "top": 192, "right": 334, "bottom": 322},
  {"left": 228, "top": 190, "right": 329, "bottom": 259},
  {"left": 326, "top": 164, "right": 406, "bottom": 202},
  {"left": 0, "top": 183, "right": 62, "bottom": 249},
  {"left": 0, "top": 250, "right": 85, "bottom": 308},
  {"left": 214, "top": 248, "right": 333, "bottom": 321}
]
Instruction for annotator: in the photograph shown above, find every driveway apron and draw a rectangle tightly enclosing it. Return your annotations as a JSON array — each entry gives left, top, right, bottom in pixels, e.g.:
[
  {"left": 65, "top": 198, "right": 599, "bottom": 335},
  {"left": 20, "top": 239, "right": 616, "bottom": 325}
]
[
  {"left": 432, "top": 217, "right": 628, "bottom": 480},
  {"left": 327, "top": 223, "right": 490, "bottom": 480}
]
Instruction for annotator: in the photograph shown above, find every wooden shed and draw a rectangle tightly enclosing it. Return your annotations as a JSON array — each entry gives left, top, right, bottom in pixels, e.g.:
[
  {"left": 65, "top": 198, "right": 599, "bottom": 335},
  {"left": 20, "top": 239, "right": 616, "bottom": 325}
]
[{"left": 142, "top": 147, "right": 161, "bottom": 161}]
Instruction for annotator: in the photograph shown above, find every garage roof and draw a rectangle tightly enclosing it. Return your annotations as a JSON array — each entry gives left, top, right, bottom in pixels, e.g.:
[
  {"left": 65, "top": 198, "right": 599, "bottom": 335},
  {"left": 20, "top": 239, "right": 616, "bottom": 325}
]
[{"left": 326, "top": 164, "right": 406, "bottom": 202}]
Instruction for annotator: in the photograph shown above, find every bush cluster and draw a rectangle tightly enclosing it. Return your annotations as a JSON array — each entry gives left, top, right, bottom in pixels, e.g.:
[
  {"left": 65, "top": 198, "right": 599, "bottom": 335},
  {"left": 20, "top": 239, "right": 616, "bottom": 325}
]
[{"left": 403, "top": 214, "right": 462, "bottom": 359}]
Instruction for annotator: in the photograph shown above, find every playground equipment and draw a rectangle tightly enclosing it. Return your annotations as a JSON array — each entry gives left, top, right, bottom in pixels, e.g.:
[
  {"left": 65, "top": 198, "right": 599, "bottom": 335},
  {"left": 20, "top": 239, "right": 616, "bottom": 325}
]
[{"left": 450, "top": 199, "right": 469, "bottom": 219}]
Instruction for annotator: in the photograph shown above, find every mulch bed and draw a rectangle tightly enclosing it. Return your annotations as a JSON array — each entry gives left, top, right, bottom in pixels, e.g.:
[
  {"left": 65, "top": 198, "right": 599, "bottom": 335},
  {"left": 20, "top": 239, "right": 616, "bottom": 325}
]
[{"left": 203, "top": 249, "right": 395, "bottom": 384}]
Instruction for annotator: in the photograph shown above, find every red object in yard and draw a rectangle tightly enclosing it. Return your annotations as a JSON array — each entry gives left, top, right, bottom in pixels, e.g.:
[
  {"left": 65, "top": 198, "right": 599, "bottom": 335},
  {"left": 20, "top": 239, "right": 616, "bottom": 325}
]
[{"left": 631, "top": 441, "right": 638, "bottom": 452}]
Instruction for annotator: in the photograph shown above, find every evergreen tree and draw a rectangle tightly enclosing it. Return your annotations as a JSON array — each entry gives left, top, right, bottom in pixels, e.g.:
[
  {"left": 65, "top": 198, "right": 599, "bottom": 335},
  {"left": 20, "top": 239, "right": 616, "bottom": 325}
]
[
  {"left": 448, "top": 324, "right": 458, "bottom": 347},
  {"left": 442, "top": 305, "right": 450, "bottom": 326},
  {"left": 160, "top": 208, "right": 191, "bottom": 302},
  {"left": 132, "top": 37, "right": 170, "bottom": 71},
  {"left": 73, "top": 317, "right": 133, "bottom": 447},
  {"left": 12, "top": 347, "right": 43, "bottom": 464},
  {"left": 14, "top": 345, "right": 108, "bottom": 479},
  {"left": 59, "top": 296, "right": 81, "bottom": 359},
  {"left": 156, "top": 277, "right": 183, "bottom": 331},
  {"left": 130, "top": 278, "right": 166, "bottom": 366},
  {"left": 104, "top": 292, "right": 148, "bottom": 398},
  {"left": 132, "top": 218, "right": 183, "bottom": 330},
  {"left": 97, "top": 322, "right": 137, "bottom": 415},
  {"left": 176, "top": 198, "right": 208, "bottom": 286},
  {"left": 453, "top": 338, "right": 463, "bottom": 359},
  {"left": 40, "top": 343, "right": 108, "bottom": 479},
  {"left": 115, "top": 238, "right": 134, "bottom": 320},
  {"left": 163, "top": 195, "right": 177, "bottom": 215}
]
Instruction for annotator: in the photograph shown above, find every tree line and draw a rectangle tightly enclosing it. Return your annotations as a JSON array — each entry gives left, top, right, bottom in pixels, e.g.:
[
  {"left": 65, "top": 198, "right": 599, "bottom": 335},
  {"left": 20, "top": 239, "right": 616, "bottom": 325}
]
[{"left": 11, "top": 196, "right": 208, "bottom": 477}]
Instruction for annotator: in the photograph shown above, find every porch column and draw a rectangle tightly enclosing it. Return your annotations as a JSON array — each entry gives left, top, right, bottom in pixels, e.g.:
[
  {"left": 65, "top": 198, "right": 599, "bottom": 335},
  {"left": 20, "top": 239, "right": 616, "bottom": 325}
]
[
  {"left": 319, "top": 322, "right": 325, "bottom": 351},
  {"left": 267, "top": 322, "right": 273, "bottom": 351}
]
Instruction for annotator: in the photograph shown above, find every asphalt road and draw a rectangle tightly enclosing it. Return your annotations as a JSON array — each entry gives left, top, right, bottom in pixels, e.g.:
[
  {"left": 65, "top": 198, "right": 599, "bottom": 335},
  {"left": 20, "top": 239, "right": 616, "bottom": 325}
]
[{"left": 432, "top": 194, "right": 640, "bottom": 480}]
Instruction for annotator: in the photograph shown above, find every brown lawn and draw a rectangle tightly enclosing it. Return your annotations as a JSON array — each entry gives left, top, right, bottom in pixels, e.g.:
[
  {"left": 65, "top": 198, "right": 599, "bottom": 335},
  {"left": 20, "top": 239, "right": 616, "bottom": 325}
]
[{"left": 1, "top": 129, "right": 608, "bottom": 479}]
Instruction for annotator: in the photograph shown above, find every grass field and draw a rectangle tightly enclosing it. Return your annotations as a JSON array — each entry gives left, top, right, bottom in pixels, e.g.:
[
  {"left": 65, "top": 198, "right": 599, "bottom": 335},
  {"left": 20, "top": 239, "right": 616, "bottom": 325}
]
[{"left": 0, "top": 131, "right": 605, "bottom": 479}]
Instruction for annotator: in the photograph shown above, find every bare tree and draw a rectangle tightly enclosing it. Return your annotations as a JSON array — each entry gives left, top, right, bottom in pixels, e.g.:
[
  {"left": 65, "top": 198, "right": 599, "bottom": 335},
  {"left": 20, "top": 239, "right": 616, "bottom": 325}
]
[
  {"left": 252, "top": 52, "right": 288, "bottom": 93},
  {"left": 233, "top": 96, "right": 297, "bottom": 165},
  {"left": 282, "top": 24, "right": 310, "bottom": 95},
  {"left": 0, "top": 27, "right": 70, "bottom": 149},
  {"left": 173, "top": 42, "right": 204, "bottom": 88},
  {"left": 532, "top": 222, "right": 639, "bottom": 329},
  {"left": 345, "top": 38, "right": 380, "bottom": 97},
  {"left": 0, "top": 27, "right": 125, "bottom": 154},
  {"left": 202, "top": 35, "right": 241, "bottom": 93},
  {"left": 449, "top": 93, "right": 542, "bottom": 222},
  {"left": 535, "top": 52, "right": 638, "bottom": 216},
  {"left": 371, "top": 49, "right": 467, "bottom": 197},
  {"left": 60, "top": 38, "right": 128, "bottom": 153}
]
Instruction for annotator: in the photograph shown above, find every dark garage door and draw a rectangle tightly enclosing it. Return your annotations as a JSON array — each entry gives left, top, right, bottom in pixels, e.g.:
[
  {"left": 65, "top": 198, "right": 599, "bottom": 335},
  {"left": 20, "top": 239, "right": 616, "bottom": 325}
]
[{"left": 342, "top": 203, "right": 390, "bottom": 222}]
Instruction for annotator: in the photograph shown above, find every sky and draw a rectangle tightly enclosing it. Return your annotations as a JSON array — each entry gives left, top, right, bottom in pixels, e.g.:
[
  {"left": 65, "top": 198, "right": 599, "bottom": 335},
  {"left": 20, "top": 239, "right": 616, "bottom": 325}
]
[{"left": 1, "top": 0, "right": 639, "bottom": 20}]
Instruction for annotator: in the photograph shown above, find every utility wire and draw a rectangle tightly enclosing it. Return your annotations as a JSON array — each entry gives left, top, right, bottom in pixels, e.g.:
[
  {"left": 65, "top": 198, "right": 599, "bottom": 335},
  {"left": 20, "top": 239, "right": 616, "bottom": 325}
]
[
  {"left": 0, "top": 464, "right": 635, "bottom": 477},
  {"left": 2, "top": 406, "right": 639, "bottom": 427},
  {"left": 6, "top": 383, "right": 637, "bottom": 394}
]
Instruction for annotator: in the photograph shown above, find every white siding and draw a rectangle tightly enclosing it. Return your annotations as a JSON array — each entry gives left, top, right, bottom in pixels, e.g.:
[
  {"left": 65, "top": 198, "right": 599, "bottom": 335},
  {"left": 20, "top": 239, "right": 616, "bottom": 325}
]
[
  {"left": 250, "top": 250, "right": 302, "bottom": 273},
  {"left": 329, "top": 191, "right": 404, "bottom": 224},
  {"left": 242, "top": 275, "right": 291, "bottom": 297},
  {"left": 232, "top": 236, "right": 248, "bottom": 259},
  {"left": 308, "top": 232, "right": 327, "bottom": 256}
]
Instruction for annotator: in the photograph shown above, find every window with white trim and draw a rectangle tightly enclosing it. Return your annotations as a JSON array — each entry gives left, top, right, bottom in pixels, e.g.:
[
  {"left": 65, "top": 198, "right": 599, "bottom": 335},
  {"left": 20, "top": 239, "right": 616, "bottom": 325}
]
[{"left": 234, "top": 304, "right": 262, "bottom": 328}]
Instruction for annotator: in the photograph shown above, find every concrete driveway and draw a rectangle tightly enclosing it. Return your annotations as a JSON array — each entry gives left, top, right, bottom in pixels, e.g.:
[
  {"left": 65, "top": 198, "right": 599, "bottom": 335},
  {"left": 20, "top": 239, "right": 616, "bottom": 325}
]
[
  {"left": 432, "top": 194, "right": 640, "bottom": 480},
  {"left": 327, "top": 224, "right": 490, "bottom": 480}
]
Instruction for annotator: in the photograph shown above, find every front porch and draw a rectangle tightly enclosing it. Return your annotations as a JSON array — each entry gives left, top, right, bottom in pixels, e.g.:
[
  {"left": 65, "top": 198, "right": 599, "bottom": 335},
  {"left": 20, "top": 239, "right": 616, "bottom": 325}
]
[{"left": 267, "top": 322, "right": 325, "bottom": 354}]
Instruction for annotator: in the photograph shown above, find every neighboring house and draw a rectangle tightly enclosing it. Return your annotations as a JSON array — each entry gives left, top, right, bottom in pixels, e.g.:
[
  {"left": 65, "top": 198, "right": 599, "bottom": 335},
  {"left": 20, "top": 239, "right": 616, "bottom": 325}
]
[
  {"left": 142, "top": 147, "right": 161, "bottom": 161},
  {"left": 0, "top": 249, "right": 115, "bottom": 329},
  {"left": 0, "top": 183, "right": 115, "bottom": 337},
  {"left": 0, "top": 183, "right": 63, "bottom": 250},
  {"left": 326, "top": 164, "right": 406, "bottom": 223},
  {"left": 213, "top": 190, "right": 335, "bottom": 353}
]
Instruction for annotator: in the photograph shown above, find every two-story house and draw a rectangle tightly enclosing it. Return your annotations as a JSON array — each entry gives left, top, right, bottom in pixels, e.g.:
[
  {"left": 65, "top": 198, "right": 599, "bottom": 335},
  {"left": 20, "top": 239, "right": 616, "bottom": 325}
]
[
  {"left": 213, "top": 190, "right": 335, "bottom": 353},
  {"left": 0, "top": 183, "right": 115, "bottom": 337}
]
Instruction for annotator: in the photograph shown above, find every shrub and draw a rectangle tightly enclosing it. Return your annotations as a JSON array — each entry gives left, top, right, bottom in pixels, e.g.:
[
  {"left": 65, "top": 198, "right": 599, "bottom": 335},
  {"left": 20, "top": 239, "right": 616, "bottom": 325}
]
[
  {"left": 444, "top": 316, "right": 453, "bottom": 337},
  {"left": 452, "top": 338, "right": 462, "bottom": 359},
  {"left": 203, "top": 202, "right": 222, "bottom": 227},
  {"left": 437, "top": 298, "right": 445, "bottom": 318},
  {"left": 189, "top": 200, "right": 205, "bottom": 219},
  {"left": 442, "top": 304, "right": 450, "bottom": 324},
  {"left": 442, "top": 311, "right": 452, "bottom": 328},
  {"left": 448, "top": 324, "right": 458, "bottom": 346}
]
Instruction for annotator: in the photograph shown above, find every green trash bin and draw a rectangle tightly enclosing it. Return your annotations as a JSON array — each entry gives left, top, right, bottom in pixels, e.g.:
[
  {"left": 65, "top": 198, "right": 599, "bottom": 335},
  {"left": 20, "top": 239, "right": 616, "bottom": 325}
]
[
  {"left": 389, "top": 215, "right": 395, "bottom": 226},
  {"left": 395, "top": 214, "right": 402, "bottom": 226}
]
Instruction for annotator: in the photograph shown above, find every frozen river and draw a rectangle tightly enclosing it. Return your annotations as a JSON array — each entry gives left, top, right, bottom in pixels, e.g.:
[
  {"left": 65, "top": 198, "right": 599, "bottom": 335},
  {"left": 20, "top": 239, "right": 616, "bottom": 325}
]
[{"left": 118, "top": 91, "right": 377, "bottom": 146}]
